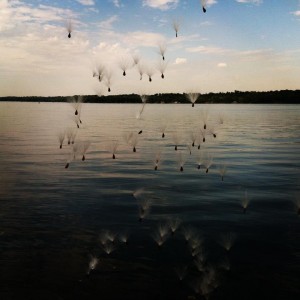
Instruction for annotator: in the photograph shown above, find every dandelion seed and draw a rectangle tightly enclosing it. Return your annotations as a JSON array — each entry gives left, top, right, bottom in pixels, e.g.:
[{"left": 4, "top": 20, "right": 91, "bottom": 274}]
[
  {"left": 185, "top": 92, "right": 200, "bottom": 107},
  {"left": 66, "top": 19, "right": 73, "bottom": 38},
  {"left": 107, "top": 140, "right": 119, "bottom": 159},
  {"left": 87, "top": 255, "right": 99, "bottom": 275},
  {"left": 168, "top": 218, "right": 181, "bottom": 235},
  {"left": 218, "top": 164, "right": 227, "bottom": 181},
  {"left": 137, "top": 63, "right": 145, "bottom": 80},
  {"left": 80, "top": 141, "right": 91, "bottom": 161},
  {"left": 157, "top": 60, "right": 168, "bottom": 79},
  {"left": 219, "top": 232, "right": 237, "bottom": 252},
  {"left": 119, "top": 57, "right": 130, "bottom": 76},
  {"left": 172, "top": 18, "right": 181, "bottom": 38},
  {"left": 58, "top": 131, "right": 65, "bottom": 149},
  {"left": 241, "top": 190, "right": 250, "bottom": 214},
  {"left": 158, "top": 43, "right": 167, "bottom": 60},
  {"left": 174, "top": 264, "right": 188, "bottom": 281}
]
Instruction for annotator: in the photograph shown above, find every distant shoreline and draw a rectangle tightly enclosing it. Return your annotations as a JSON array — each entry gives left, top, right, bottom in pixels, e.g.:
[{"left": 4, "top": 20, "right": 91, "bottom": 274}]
[{"left": 0, "top": 90, "right": 299, "bottom": 104}]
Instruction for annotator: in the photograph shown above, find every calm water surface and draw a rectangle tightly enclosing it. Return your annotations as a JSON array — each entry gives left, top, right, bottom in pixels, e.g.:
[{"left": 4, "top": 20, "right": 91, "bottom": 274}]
[{"left": 0, "top": 102, "right": 299, "bottom": 299}]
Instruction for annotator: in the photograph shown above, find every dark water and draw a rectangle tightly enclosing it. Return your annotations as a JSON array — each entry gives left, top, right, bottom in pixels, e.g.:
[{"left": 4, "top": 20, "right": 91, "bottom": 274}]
[{"left": 0, "top": 102, "right": 299, "bottom": 299}]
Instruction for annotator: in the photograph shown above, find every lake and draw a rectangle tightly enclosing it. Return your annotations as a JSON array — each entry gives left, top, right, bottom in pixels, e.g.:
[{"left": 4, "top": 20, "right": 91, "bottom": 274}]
[{"left": 0, "top": 102, "right": 299, "bottom": 300}]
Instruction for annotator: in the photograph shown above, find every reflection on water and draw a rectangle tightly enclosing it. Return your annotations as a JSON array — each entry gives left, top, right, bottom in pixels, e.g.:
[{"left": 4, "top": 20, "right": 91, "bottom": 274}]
[{"left": 0, "top": 102, "right": 300, "bottom": 299}]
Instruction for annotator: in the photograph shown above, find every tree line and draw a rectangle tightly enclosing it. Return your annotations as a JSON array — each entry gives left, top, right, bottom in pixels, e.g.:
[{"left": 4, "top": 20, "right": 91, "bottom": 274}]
[{"left": 1, "top": 90, "right": 299, "bottom": 104}]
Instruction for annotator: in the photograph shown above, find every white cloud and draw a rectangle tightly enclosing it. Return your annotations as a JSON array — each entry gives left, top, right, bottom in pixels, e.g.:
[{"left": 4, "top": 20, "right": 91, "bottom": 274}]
[
  {"left": 111, "top": 0, "right": 122, "bottom": 8},
  {"left": 174, "top": 57, "right": 187, "bottom": 64},
  {"left": 143, "top": 0, "right": 179, "bottom": 10},
  {"left": 217, "top": 62, "right": 227, "bottom": 67},
  {"left": 235, "top": 0, "right": 262, "bottom": 5},
  {"left": 292, "top": 10, "right": 300, "bottom": 16},
  {"left": 76, "top": 0, "right": 95, "bottom": 5},
  {"left": 98, "top": 15, "right": 119, "bottom": 29},
  {"left": 121, "top": 31, "right": 165, "bottom": 47},
  {"left": 203, "top": 0, "right": 218, "bottom": 8},
  {"left": 186, "top": 45, "right": 228, "bottom": 54}
]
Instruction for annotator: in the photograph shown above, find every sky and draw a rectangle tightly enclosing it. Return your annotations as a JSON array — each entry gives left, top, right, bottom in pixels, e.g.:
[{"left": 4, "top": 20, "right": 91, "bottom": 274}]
[{"left": 0, "top": 0, "right": 299, "bottom": 96}]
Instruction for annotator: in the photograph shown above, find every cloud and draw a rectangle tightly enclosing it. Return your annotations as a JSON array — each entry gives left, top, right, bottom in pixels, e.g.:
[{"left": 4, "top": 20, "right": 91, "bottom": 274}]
[
  {"left": 235, "top": 0, "right": 262, "bottom": 4},
  {"left": 174, "top": 57, "right": 187, "bottom": 64},
  {"left": 76, "top": 0, "right": 95, "bottom": 5},
  {"left": 111, "top": 0, "right": 122, "bottom": 8},
  {"left": 292, "top": 10, "right": 300, "bottom": 16},
  {"left": 98, "top": 15, "right": 119, "bottom": 29},
  {"left": 204, "top": 0, "right": 218, "bottom": 8},
  {"left": 121, "top": 31, "right": 165, "bottom": 47},
  {"left": 143, "top": 0, "right": 179, "bottom": 10},
  {"left": 217, "top": 62, "right": 227, "bottom": 67},
  {"left": 186, "top": 45, "right": 228, "bottom": 54}
]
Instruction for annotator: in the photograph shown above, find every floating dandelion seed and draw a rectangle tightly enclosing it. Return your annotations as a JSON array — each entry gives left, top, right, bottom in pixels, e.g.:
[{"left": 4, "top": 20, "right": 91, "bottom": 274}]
[
  {"left": 189, "top": 130, "right": 197, "bottom": 147},
  {"left": 129, "top": 133, "right": 139, "bottom": 152},
  {"left": 157, "top": 60, "right": 168, "bottom": 79},
  {"left": 64, "top": 144, "right": 79, "bottom": 168},
  {"left": 68, "top": 95, "right": 83, "bottom": 116},
  {"left": 93, "top": 64, "right": 106, "bottom": 82},
  {"left": 174, "top": 265, "right": 188, "bottom": 281},
  {"left": 241, "top": 190, "right": 250, "bottom": 214},
  {"left": 219, "top": 232, "right": 237, "bottom": 252},
  {"left": 203, "top": 152, "right": 213, "bottom": 173},
  {"left": 132, "top": 53, "right": 140, "bottom": 66},
  {"left": 107, "top": 140, "right": 119, "bottom": 159},
  {"left": 154, "top": 149, "right": 162, "bottom": 170},
  {"left": 185, "top": 92, "right": 200, "bottom": 107},
  {"left": 197, "top": 151, "right": 204, "bottom": 170},
  {"left": 217, "top": 113, "right": 225, "bottom": 125},
  {"left": 119, "top": 231, "right": 130, "bottom": 244},
  {"left": 200, "top": 0, "right": 207, "bottom": 13},
  {"left": 158, "top": 222, "right": 170, "bottom": 239},
  {"left": 104, "top": 70, "right": 112, "bottom": 92},
  {"left": 172, "top": 18, "right": 181, "bottom": 38},
  {"left": 186, "top": 143, "right": 192, "bottom": 155},
  {"left": 146, "top": 67, "right": 154, "bottom": 82},
  {"left": 58, "top": 131, "right": 65, "bottom": 149},
  {"left": 196, "top": 133, "right": 203, "bottom": 149},
  {"left": 220, "top": 257, "right": 231, "bottom": 271},
  {"left": 152, "top": 223, "right": 170, "bottom": 247},
  {"left": 66, "top": 19, "right": 73, "bottom": 38},
  {"left": 133, "top": 188, "right": 151, "bottom": 222},
  {"left": 80, "top": 141, "right": 91, "bottom": 161},
  {"left": 159, "top": 121, "right": 168, "bottom": 138},
  {"left": 201, "top": 109, "right": 209, "bottom": 129},
  {"left": 182, "top": 225, "right": 196, "bottom": 243},
  {"left": 177, "top": 151, "right": 186, "bottom": 172},
  {"left": 172, "top": 131, "right": 182, "bottom": 151},
  {"left": 119, "top": 57, "right": 130, "bottom": 76},
  {"left": 188, "top": 235, "right": 204, "bottom": 257},
  {"left": 102, "top": 242, "right": 116, "bottom": 255},
  {"left": 87, "top": 255, "right": 99, "bottom": 275},
  {"left": 200, "top": 128, "right": 206, "bottom": 143},
  {"left": 168, "top": 218, "right": 181, "bottom": 235},
  {"left": 218, "top": 164, "right": 227, "bottom": 181},
  {"left": 137, "top": 63, "right": 145, "bottom": 80},
  {"left": 136, "top": 94, "right": 147, "bottom": 120},
  {"left": 208, "top": 125, "right": 218, "bottom": 138},
  {"left": 158, "top": 43, "right": 167, "bottom": 60}
]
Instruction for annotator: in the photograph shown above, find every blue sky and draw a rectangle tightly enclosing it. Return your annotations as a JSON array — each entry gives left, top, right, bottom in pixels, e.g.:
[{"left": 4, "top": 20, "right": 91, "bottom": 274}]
[{"left": 0, "top": 0, "right": 299, "bottom": 96}]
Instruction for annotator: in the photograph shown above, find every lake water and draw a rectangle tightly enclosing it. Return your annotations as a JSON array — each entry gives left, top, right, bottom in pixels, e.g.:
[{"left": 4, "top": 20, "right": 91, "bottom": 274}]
[{"left": 0, "top": 102, "right": 299, "bottom": 300}]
